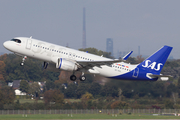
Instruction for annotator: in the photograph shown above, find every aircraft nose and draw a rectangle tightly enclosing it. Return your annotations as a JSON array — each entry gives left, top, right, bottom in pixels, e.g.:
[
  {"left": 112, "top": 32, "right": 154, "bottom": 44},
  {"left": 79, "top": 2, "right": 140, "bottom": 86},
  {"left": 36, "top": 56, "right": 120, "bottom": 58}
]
[
  {"left": 3, "top": 41, "right": 12, "bottom": 51},
  {"left": 3, "top": 41, "right": 8, "bottom": 49}
]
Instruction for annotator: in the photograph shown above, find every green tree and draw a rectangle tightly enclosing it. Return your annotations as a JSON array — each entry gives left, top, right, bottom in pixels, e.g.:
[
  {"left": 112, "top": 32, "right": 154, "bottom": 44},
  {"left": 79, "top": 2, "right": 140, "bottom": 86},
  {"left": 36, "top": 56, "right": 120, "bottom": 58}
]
[
  {"left": 45, "top": 80, "right": 55, "bottom": 90},
  {"left": 29, "top": 82, "right": 41, "bottom": 98},
  {"left": 164, "top": 100, "right": 174, "bottom": 109},
  {"left": 79, "top": 48, "right": 112, "bottom": 58},
  {"left": 76, "top": 83, "right": 89, "bottom": 98},
  {"left": 0, "top": 61, "right": 6, "bottom": 82},
  {"left": 150, "top": 81, "right": 165, "bottom": 98},
  {"left": 100, "top": 83, "right": 119, "bottom": 97},
  {"left": 81, "top": 92, "right": 94, "bottom": 100},
  {"left": 178, "top": 77, "right": 180, "bottom": 97},
  {"left": 63, "top": 83, "right": 78, "bottom": 98},
  {"left": 19, "top": 80, "right": 29, "bottom": 93},
  {"left": 111, "top": 101, "right": 129, "bottom": 109},
  {"left": 81, "top": 92, "right": 94, "bottom": 109},
  {"left": 166, "top": 83, "right": 178, "bottom": 97},
  {"left": 44, "top": 89, "right": 64, "bottom": 104},
  {"left": 88, "top": 82, "right": 101, "bottom": 97},
  {"left": 0, "top": 86, "right": 15, "bottom": 104},
  {"left": 126, "top": 57, "right": 138, "bottom": 64},
  {"left": 52, "top": 90, "right": 64, "bottom": 104}
]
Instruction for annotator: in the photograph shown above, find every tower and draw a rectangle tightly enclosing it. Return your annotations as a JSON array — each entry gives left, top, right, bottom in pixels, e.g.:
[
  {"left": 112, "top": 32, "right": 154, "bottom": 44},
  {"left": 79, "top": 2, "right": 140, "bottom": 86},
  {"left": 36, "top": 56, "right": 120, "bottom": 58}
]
[
  {"left": 82, "top": 7, "right": 86, "bottom": 49},
  {"left": 106, "top": 38, "right": 113, "bottom": 56}
]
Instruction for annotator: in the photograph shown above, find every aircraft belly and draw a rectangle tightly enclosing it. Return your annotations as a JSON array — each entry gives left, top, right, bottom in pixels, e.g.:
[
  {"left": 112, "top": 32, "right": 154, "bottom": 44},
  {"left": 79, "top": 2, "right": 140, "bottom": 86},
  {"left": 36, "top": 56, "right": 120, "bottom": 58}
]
[{"left": 94, "top": 66, "right": 128, "bottom": 77}]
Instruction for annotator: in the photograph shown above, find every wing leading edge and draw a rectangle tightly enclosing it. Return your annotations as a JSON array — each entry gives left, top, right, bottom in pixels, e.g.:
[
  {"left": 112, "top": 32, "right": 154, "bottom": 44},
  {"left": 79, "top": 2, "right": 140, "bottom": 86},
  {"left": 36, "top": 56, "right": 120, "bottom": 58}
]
[{"left": 76, "top": 51, "right": 133, "bottom": 69}]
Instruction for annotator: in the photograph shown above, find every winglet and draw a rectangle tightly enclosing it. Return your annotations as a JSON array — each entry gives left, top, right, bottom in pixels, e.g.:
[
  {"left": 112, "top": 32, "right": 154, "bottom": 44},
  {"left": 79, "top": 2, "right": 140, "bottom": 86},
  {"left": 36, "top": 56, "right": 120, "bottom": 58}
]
[{"left": 122, "top": 51, "right": 133, "bottom": 60}]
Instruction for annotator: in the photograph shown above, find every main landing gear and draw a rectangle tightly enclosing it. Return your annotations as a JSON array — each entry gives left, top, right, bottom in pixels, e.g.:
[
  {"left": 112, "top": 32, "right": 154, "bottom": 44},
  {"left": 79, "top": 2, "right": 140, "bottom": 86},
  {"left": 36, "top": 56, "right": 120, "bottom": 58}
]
[
  {"left": 79, "top": 72, "right": 86, "bottom": 81},
  {"left": 70, "top": 75, "right": 76, "bottom": 81},
  {"left": 20, "top": 56, "right": 27, "bottom": 66},
  {"left": 70, "top": 72, "right": 86, "bottom": 81}
]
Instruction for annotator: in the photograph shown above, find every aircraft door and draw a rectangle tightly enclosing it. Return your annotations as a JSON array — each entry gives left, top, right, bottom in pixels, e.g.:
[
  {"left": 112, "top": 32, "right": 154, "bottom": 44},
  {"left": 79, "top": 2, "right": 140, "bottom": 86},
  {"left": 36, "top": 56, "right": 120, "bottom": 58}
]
[
  {"left": 26, "top": 38, "right": 32, "bottom": 50},
  {"left": 68, "top": 52, "right": 72, "bottom": 59},
  {"left": 133, "top": 67, "right": 139, "bottom": 78}
]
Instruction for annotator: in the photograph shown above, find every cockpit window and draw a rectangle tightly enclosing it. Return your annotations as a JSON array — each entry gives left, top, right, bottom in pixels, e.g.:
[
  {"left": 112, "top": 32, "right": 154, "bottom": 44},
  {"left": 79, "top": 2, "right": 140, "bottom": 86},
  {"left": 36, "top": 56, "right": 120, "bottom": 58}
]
[{"left": 11, "top": 39, "right": 21, "bottom": 43}]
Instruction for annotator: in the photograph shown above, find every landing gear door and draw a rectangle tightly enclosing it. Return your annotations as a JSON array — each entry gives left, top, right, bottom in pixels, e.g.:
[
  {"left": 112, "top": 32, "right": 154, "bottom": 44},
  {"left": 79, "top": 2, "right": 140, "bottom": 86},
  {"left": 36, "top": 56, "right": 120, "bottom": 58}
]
[
  {"left": 133, "top": 67, "right": 139, "bottom": 78},
  {"left": 26, "top": 38, "right": 32, "bottom": 50}
]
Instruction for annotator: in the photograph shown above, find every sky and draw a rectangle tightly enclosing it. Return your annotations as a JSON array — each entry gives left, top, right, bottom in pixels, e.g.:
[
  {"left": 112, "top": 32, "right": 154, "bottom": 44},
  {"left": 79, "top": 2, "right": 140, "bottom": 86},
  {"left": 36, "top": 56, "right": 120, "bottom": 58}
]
[{"left": 0, "top": 0, "right": 180, "bottom": 59}]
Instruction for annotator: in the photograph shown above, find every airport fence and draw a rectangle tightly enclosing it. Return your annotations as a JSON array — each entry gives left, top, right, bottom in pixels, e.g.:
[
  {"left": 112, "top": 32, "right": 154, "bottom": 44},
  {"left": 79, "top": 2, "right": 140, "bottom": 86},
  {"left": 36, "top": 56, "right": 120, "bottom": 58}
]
[{"left": 0, "top": 109, "right": 180, "bottom": 115}]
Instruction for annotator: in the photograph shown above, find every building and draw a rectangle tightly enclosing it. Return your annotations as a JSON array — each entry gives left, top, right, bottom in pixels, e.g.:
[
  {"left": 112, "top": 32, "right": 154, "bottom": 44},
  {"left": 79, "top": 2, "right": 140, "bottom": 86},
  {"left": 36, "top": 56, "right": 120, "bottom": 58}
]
[
  {"left": 106, "top": 38, "right": 113, "bottom": 56},
  {"left": 8, "top": 80, "right": 27, "bottom": 96}
]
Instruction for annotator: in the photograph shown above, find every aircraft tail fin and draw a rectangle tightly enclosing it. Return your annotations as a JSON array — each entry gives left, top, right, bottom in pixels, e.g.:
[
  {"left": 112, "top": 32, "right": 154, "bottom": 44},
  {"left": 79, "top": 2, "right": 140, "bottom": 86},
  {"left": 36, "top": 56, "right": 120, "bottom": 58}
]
[{"left": 138, "top": 45, "right": 173, "bottom": 75}]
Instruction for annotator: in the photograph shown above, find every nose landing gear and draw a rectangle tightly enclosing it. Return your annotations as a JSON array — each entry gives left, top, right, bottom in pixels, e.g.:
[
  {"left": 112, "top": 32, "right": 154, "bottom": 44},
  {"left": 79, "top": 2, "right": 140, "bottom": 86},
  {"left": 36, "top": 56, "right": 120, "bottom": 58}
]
[{"left": 20, "top": 56, "right": 27, "bottom": 66}]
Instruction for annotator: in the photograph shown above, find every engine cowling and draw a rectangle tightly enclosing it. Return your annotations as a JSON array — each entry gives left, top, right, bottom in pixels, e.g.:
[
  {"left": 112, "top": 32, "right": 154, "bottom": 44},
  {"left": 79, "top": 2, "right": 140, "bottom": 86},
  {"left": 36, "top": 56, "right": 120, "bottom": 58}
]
[{"left": 56, "top": 58, "right": 78, "bottom": 71}]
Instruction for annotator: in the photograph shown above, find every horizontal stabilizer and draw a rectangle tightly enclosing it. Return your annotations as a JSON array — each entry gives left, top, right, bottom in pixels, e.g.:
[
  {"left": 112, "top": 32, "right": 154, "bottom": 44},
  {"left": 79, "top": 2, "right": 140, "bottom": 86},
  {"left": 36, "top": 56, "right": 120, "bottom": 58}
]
[{"left": 148, "top": 74, "right": 173, "bottom": 81}]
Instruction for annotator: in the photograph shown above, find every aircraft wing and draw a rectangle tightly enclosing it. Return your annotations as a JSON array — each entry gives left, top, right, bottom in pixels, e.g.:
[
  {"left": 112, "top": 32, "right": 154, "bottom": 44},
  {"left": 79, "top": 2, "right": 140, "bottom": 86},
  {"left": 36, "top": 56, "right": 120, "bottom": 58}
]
[
  {"left": 76, "top": 51, "right": 133, "bottom": 69},
  {"left": 77, "top": 59, "right": 123, "bottom": 68}
]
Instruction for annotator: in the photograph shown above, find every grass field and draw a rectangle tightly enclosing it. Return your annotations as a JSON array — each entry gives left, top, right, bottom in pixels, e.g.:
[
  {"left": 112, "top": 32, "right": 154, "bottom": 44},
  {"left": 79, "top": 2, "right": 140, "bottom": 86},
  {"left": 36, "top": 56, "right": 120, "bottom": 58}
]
[{"left": 0, "top": 114, "right": 179, "bottom": 120}]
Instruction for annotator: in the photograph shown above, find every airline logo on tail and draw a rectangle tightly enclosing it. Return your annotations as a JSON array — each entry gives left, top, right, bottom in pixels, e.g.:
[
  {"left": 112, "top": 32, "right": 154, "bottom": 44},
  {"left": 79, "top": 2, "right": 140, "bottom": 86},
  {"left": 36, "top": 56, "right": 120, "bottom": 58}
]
[{"left": 142, "top": 60, "right": 163, "bottom": 71}]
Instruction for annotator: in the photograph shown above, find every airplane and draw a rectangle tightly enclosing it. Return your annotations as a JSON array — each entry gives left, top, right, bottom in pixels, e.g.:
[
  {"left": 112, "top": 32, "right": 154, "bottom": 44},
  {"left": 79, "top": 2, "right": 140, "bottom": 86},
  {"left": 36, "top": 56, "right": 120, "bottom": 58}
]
[{"left": 3, "top": 37, "right": 173, "bottom": 81}]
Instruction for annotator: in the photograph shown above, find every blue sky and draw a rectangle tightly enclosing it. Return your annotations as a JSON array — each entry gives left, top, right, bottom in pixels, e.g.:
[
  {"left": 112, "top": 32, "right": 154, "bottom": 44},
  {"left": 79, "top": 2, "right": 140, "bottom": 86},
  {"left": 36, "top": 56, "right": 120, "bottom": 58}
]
[{"left": 0, "top": 0, "right": 180, "bottom": 58}]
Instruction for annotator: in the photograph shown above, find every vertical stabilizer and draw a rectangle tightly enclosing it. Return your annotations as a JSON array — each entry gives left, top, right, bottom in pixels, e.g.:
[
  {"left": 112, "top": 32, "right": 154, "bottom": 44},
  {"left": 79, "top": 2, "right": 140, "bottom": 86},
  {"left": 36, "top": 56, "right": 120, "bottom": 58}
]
[{"left": 138, "top": 45, "right": 173, "bottom": 74}]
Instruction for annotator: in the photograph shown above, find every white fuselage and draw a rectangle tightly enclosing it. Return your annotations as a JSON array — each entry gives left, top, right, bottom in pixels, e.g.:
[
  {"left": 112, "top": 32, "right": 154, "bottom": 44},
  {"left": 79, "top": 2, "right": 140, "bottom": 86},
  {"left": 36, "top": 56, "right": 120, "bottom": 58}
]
[{"left": 3, "top": 37, "right": 137, "bottom": 78}]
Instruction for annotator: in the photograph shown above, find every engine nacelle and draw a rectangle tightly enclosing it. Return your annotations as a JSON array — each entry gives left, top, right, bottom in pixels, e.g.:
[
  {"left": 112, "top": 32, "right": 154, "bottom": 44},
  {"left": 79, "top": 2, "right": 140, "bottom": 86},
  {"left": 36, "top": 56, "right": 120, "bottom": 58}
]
[{"left": 56, "top": 58, "right": 78, "bottom": 71}]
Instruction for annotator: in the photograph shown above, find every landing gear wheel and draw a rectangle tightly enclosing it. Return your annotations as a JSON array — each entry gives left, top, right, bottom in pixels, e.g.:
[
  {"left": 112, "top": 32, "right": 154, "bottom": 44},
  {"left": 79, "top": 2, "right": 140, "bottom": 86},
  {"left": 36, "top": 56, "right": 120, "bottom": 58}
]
[
  {"left": 70, "top": 75, "right": 76, "bottom": 81},
  {"left": 80, "top": 76, "right": 86, "bottom": 81},
  {"left": 20, "top": 62, "right": 24, "bottom": 66}
]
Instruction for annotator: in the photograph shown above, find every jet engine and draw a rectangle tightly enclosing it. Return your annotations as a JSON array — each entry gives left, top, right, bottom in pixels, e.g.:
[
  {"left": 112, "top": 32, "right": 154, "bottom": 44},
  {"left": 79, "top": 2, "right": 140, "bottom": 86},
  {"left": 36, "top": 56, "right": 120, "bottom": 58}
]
[{"left": 56, "top": 58, "right": 78, "bottom": 71}]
